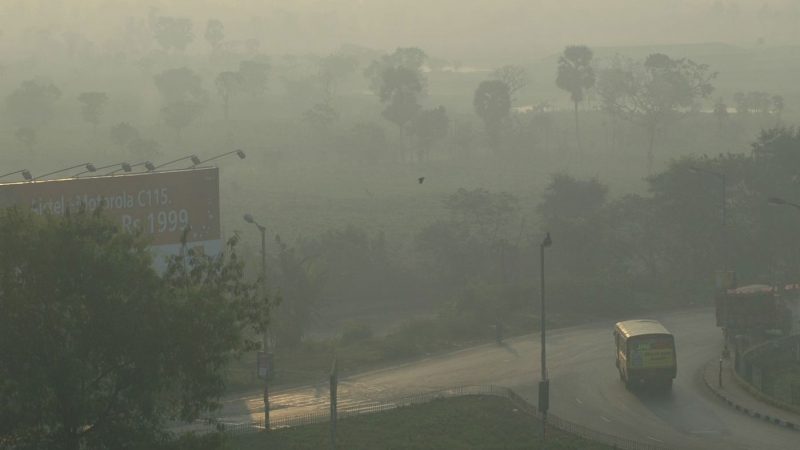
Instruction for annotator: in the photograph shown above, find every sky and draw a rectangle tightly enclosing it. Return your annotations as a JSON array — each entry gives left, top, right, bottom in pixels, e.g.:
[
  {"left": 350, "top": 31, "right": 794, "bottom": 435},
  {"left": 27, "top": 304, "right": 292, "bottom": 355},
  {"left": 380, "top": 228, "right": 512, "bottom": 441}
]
[{"left": 1, "top": 1, "right": 800, "bottom": 60}]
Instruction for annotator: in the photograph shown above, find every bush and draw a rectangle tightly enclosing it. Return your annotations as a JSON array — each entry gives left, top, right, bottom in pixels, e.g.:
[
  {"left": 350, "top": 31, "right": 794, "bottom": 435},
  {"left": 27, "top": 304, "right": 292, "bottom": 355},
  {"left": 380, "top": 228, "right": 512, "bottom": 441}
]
[{"left": 340, "top": 321, "right": 374, "bottom": 345}]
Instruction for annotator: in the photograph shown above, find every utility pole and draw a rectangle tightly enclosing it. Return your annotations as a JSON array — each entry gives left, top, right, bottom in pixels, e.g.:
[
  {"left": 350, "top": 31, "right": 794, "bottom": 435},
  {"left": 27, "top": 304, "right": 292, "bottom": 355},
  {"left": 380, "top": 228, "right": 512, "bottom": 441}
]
[
  {"left": 330, "top": 358, "right": 338, "bottom": 450},
  {"left": 539, "top": 232, "right": 552, "bottom": 441},
  {"left": 244, "top": 213, "right": 270, "bottom": 431}
]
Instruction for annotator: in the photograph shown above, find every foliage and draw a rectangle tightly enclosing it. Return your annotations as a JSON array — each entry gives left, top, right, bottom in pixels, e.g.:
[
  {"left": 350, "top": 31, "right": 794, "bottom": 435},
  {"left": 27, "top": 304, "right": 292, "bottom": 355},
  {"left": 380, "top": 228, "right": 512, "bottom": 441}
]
[
  {"left": 0, "top": 208, "right": 269, "bottom": 450},
  {"left": 556, "top": 45, "right": 595, "bottom": 151},
  {"left": 153, "top": 67, "right": 208, "bottom": 105},
  {"left": 14, "top": 127, "right": 36, "bottom": 153},
  {"left": 492, "top": 64, "right": 528, "bottom": 101},
  {"left": 153, "top": 16, "right": 194, "bottom": 52},
  {"left": 204, "top": 19, "right": 225, "bottom": 51},
  {"left": 237, "top": 59, "right": 270, "bottom": 97},
  {"left": 110, "top": 122, "right": 140, "bottom": 151},
  {"left": 340, "top": 321, "right": 374, "bottom": 345},
  {"left": 596, "top": 53, "right": 716, "bottom": 172},
  {"left": 417, "top": 188, "right": 519, "bottom": 285},
  {"left": 318, "top": 52, "right": 358, "bottom": 100},
  {"left": 161, "top": 100, "right": 205, "bottom": 139},
  {"left": 556, "top": 46, "right": 595, "bottom": 104},
  {"left": 214, "top": 71, "right": 242, "bottom": 121},
  {"left": 302, "top": 102, "right": 339, "bottom": 132},
  {"left": 408, "top": 106, "right": 449, "bottom": 160},
  {"left": 77, "top": 92, "right": 108, "bottom": 129},
  {"left": 5, "top": 80, "right": 62, "bottom": 130},
  {"left": 364, "top": 48, "right": 427, "bottom": 134},
  {"left": 270, "top": 236, "right": 326, "bottom": 349},
  {"left": 473, "top": 80, "right": 511, "bottom": 149}
]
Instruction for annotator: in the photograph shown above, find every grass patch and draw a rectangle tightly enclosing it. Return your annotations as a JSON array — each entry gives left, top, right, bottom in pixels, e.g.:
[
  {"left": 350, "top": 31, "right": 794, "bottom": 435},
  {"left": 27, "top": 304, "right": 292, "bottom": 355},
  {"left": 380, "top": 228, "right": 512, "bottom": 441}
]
[{"left": 226, "top": 395, "right": 613, "bottom": 450}]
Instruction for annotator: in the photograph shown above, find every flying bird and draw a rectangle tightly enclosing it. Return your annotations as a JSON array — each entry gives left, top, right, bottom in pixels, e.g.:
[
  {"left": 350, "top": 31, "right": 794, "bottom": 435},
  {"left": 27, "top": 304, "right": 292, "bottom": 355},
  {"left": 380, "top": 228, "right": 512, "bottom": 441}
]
[{"left": 418, "top": 177, "right": 425, "bottom": 184}]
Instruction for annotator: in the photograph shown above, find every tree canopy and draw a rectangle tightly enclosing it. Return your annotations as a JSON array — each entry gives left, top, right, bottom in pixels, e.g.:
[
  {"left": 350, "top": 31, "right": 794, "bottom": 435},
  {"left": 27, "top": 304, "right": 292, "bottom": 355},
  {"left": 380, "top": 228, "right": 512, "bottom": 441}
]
[{"left": 0, "top": 208, "right": 269, "bottom": 450}]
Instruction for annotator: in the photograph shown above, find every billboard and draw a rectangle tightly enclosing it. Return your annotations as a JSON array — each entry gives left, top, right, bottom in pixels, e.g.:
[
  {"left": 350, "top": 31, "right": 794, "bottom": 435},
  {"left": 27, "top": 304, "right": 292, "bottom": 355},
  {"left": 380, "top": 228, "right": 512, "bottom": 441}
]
[{"left": 0, "top": 168, "right": 221, "bottom": 264}]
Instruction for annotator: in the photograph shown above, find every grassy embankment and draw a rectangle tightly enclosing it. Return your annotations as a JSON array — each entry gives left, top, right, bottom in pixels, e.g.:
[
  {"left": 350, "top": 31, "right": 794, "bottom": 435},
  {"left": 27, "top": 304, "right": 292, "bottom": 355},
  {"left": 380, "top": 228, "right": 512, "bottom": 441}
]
[{"left": 225, "top": 395, "right": 614, "bottom": 450}]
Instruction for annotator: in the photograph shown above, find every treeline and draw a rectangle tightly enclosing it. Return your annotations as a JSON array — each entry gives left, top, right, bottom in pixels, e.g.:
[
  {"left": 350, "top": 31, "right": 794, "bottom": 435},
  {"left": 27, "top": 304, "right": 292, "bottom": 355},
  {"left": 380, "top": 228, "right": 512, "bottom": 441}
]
[{"left": 265, "top": 126, "right": 800, "bottom": 347}]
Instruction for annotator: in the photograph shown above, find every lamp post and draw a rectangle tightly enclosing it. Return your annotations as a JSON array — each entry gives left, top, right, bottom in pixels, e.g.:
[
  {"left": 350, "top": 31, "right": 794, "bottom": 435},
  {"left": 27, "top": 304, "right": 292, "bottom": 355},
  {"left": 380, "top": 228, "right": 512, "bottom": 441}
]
[
  {"left": 539, "top": 232, "right": 552, "bottom": 439},
  {"left": 33, "top": 163, "right": 95, "bottom": 181},
  {"left": 243, "top": 213, "right": 269, "bottom": 430},
  {"left": 0, "top": 169, "right": 32, "bottom": 181},
  {"left": 193, "top": 149, "right": 246, "bottom": 167},
  {"left": 154, "top": 155, "right": 201, "bottom": 170}
]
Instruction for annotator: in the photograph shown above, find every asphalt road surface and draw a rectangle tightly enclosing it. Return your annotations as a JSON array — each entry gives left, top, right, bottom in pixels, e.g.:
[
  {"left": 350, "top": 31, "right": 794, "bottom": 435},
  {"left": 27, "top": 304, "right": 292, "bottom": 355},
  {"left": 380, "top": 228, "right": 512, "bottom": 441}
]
[{"left": 216, "top": 308, "right": 797, "bottom": 449}]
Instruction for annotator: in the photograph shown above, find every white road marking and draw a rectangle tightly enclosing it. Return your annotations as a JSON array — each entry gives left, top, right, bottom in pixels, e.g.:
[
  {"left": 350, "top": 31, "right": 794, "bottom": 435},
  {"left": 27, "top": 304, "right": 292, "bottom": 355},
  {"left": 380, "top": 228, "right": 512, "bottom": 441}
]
[{"left": 647, "top": 436, "right": 664, "bottom": 443}]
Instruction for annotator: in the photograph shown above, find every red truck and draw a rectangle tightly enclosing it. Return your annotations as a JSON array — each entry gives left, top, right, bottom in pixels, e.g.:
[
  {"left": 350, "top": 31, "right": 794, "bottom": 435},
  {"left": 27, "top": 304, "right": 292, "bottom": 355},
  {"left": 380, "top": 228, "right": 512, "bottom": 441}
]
[{"left": 715, "top": 284, "right": 794, "bottom": 335}]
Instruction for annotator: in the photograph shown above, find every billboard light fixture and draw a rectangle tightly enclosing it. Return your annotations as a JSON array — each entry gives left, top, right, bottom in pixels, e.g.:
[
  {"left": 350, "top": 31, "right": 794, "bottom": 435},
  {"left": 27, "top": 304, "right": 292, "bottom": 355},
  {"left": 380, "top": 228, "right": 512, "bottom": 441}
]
[
  {"left": 34, "top": 163, "right": 95, "bottom": 181},
  {"left": 1, "top": 169, "right": 33, "bottom": 181},
  {"left": 194, "top": 149, "right": 246, "bottom": 167}
]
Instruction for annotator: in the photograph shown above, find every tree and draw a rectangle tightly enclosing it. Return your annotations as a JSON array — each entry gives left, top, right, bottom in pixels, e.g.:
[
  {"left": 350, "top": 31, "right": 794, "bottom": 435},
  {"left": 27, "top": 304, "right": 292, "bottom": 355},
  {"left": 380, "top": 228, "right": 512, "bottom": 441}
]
[
  {"left": 204, "top": 19, "right": 224, "bottom": 53},
  {"left": 0, "top": 208, "right": 269, "bottom": 450},
  {"left": 318, "top": 52, "right": 358, "bottom": 101},
  {"left": 597, "top": 53, "right": 716, "bottom": 173},
  {"left": 237, "top": 59, "right": 270, "bottom": 97},
  {"left": 771, "top": 94, "right": 785, "bottom": 120},
  {"left": 492, "top": 65, "right": 528, "bottom": 101},
  {"left": 110, "top": 122, "right": 139, "bottom": 152},
  {"left": 161, "top": 101, "right": 204, "bottom": 140},
  {"left": 214, "top": 71, "right": 242, "bottom": 121},
  {"left": 6, "top": 80, "right": 62, "bottom": 132},
  {"left": 14, "top": 127, "right": 36, "bottom": 153},
  {"left": 408, "top": 106, "right": 449, "bottom": 161},
  {"left": 271, "top": 236, "right": 325, "bottom": 348},
  {"left": 473, "top": 80, "right": 511, "bottom": 149},
  {"left": 153, "top": 67, "right": 207, "bottom": 105},
  {"left": 77, "top": 92, "right": 108, "bottom": 133},
  {"left": 556, "top": 45, "right": 595, "bottom": 153},
  {"left": 153, "top": 16, "right": 193, "bottom": 52},
  {"left": 302, "top": 102, "right": 339, "bottom": 132},
  {"left": 127, "top": 137, "right": 161, "bottom": 160},
  {"left": 364, "top": 48, "right": 427, "bottom": 141},
  {"left": 713, "top": 97, "right": 728, "bottom": 132}
]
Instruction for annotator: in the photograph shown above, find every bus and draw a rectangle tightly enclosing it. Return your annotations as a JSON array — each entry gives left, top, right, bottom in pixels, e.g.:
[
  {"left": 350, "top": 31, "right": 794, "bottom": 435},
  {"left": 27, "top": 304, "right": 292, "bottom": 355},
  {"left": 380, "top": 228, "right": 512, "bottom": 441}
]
[{"left": 614, "top": 320, "right": 677, "bottom": 390}]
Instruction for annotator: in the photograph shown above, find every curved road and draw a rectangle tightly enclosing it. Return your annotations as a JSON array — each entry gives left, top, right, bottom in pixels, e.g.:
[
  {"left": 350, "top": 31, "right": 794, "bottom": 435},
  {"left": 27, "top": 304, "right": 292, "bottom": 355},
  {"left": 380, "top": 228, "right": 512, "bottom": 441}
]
[{"left": 217, "top": 308, "right": 797, "bottom": 449}]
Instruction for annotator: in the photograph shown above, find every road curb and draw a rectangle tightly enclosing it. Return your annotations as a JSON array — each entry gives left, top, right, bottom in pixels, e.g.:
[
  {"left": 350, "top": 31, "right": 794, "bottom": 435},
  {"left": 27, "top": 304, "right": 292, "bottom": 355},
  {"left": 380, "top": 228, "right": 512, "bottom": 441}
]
[{"left": 702, "top": 360, "right": 798, "bottom": 431}]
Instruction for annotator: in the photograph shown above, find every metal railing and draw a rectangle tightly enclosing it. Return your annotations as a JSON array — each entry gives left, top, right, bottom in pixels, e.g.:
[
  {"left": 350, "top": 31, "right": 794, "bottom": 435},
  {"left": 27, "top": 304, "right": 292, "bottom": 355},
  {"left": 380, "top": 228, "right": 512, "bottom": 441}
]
[
  {"left": 187, "top": 384, "right": 669, "bottom": 450},
  {"left": 735, "top": 334, "right": 800, "bottom": 410}
]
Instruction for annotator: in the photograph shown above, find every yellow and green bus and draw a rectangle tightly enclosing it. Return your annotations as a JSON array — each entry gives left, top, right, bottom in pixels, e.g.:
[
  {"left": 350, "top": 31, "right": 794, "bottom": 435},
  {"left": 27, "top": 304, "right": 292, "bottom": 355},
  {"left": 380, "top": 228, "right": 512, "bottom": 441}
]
[{"left": 614, "top": 319, "right": 677, "bottom": 390}]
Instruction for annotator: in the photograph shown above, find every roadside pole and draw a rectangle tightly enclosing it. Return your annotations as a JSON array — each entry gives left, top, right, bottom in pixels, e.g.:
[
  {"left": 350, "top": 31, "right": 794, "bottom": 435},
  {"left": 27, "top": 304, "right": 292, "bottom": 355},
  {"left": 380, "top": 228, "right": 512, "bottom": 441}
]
[{"left": 330, "top": 358, "right": 338, "bottom": 450}]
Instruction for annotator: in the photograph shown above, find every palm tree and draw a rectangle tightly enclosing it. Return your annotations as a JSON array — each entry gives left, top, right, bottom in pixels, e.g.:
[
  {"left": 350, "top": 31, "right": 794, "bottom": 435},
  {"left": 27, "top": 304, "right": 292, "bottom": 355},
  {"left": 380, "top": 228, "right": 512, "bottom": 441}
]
[{"left": 556, "top": 45, "right": 595, "bottom": 154}]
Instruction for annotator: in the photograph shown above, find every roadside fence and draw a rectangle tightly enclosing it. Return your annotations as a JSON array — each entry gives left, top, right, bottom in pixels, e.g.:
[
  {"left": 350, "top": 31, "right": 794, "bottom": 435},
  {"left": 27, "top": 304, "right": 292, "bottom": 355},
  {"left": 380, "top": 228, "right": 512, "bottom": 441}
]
[{"left": 734, "top": 334, "right": 800, "bottom": 412}]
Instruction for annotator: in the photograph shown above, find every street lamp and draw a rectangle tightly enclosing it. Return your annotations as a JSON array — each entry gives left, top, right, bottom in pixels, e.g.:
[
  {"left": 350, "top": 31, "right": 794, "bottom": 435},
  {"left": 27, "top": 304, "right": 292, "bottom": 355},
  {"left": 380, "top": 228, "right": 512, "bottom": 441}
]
[
  {"left": 193, "top": 149, "right": 246, "bottom": 167},
  {"left": 539, "top": 232, "right": 552, "bottom": 439},
  {"left": 106, "top": 161, "right": 157, "bottom": 175},
  {"left": 154, "top": 155, "right": 201, "bottom": 170},
  {"left": 243, "top": 212, "right": 269, "bottom": 431},
  {"left": 0, "top": 169, "right": 32, "bottom": 181},
  {"left": 33, "top": 163, "right": 95, "bottom": 181}
]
